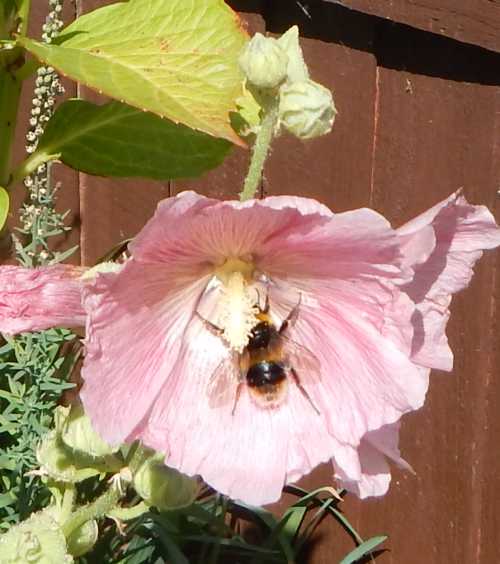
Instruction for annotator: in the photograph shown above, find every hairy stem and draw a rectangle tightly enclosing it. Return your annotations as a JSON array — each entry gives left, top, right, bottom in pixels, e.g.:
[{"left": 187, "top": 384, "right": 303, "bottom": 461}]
[
  {"left": 62, "top": 481, "right": 123, "bottom": 538},
  {"left": 239, "top": 96, "right": 279, "bottom": 202}
]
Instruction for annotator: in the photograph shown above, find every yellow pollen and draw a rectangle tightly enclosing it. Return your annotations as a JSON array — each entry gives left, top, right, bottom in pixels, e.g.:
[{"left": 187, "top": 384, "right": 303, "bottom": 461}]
[{"left": 214, "top": 258, "right": 258, "bottom": 352}]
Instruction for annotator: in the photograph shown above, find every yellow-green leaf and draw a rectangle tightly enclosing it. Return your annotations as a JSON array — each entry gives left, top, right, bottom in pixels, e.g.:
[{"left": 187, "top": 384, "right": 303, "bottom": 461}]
[
  {"left": 0, "top": 186, "right": 9, "bottom": 230},
  {"left": 19, "top": 0, "right": 249, "bottom": 145}
]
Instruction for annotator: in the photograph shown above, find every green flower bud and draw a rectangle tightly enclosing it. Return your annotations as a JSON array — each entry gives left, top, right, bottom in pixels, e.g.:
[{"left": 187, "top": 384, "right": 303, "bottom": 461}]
[
  {"left": 0, "top": 512, "right": 73, "bottom": 563},
  {"left": 278, "top": 79, "right": 337, "bottom": 139},
  {"left": 61, "top": 404, "right": 119, "bottom": 459},
  {"left": 277, "top": 26, "right": 308, "bottom": 83},
  {"left": 133, "top": 452, "right": 199, "bottom": 511},
  {"left": 36, "top": 431, "right": 100, "bottom": 483},
  {"left": 66, "top": 520, "right": 98, "bottom": 558},
  {"left": 239, "top": 33, "right": 288, "bottom": 89}
]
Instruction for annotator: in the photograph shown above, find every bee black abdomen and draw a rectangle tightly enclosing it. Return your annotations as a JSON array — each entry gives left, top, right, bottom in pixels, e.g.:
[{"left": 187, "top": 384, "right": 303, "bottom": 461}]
[{"left": 246, "top": 361, "right": 286, "bottom": 388}]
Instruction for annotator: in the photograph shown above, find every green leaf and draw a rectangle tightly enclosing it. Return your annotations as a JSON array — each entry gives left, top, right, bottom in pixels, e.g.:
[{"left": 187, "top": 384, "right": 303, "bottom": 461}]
[
  {"left": 19, "top": 0, "right": 248, "bottom": 145},
  {"left": 340, "top": 535, "right": 388, "bottom": 564},
  {"left": 33, "top": 99, "right": 230, "bottom": 180},
  {"left": 0, "top": 186, "right": 9, "bottom": 230}
]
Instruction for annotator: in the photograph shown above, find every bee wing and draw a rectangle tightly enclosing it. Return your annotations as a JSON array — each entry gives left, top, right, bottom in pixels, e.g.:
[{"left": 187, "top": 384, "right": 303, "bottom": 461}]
[
  {"left": 206, "top": 352, "right": 241, "bottom": 409},
  {"left": 281, "top": 335, "right": 322, "bottom": 384}
]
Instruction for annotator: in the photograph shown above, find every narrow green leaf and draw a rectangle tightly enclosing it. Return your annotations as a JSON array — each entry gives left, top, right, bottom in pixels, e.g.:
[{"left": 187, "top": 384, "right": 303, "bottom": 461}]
[
  {"left": 19, "top": 0, "right": 249, "bottom": 144},
  {"left": 33, "top": 99, "right": 231, "bottom": 180},
  {"left": 281, "top": 506, "right": 307, "bottom": 540},
  {"left": 0, "top": 186, "right": 9, "bottom": 230},
  {"left": 340, "top": 535, "right": 388, "bottom": 564}
]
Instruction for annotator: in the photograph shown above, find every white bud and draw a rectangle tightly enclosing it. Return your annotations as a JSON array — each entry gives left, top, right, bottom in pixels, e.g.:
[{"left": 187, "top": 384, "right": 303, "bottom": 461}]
[
  {"left": 278, "top": 79, "right": 337, "bottom": 139},
  {"left": 239, "top": 33, "right": 288, "bottom": 89}
]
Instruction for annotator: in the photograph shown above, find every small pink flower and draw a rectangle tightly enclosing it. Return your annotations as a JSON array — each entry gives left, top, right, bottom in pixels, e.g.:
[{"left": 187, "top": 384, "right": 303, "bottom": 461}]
[{"left": 1, "top": 191, "right": 498, "bottom": 505}]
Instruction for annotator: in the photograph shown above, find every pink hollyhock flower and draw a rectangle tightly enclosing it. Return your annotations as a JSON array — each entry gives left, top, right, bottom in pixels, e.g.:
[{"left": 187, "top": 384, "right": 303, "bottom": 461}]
[{"left": 0, "top": 190, "right": 498, "bottom": 505}]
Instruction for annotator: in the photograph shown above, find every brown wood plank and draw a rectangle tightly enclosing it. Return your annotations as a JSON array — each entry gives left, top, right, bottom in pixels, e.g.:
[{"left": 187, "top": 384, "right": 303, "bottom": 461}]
[
  {"left": 263, "top": 0, "right": 377, "bottom": 212},
  {"left": 327, "top": 0, "right": 500, "bottom": 53},
  {"left": 351, "top": 33, "right": 500, "bottom": 563}
]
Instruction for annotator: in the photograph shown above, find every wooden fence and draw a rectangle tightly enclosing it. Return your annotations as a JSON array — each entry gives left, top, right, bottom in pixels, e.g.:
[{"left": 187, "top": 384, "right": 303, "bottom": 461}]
[{"left": 8, "top": 1, "right": 500, "bottom": 562}]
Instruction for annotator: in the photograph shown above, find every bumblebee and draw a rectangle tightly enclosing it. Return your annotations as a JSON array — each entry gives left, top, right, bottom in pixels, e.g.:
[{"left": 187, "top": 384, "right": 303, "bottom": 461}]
[{"left": 204, "top": 296, "right": 321, "bottom": 414}]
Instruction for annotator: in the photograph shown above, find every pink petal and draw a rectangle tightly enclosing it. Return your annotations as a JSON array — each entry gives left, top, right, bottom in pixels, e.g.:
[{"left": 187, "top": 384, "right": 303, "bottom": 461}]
[
  {"left": 80, "top": 259, "right": 211, "bottom": 446},
  {"left": 274, "top": 285, "right": 427, "bottom": 447},
  {"left": 335, "top": 423, "right": 412, "bottom": 498},
  {"left": 137, "top": 318, "right": 341, "bottom": 505},
  {"left": 0, "top": 265, "right": 86, "bottom": 334},
  {"left": 259, "top": 207, "right": 410, "bottom": 284},
  {"left": 398, "top": 191, "right": 500, "bottom": 370}
]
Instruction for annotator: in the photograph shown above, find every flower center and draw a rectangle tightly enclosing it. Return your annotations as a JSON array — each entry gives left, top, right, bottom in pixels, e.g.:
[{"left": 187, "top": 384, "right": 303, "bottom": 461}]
[{"left": 213, "top": 258, "right": 259, "bottom": 352}]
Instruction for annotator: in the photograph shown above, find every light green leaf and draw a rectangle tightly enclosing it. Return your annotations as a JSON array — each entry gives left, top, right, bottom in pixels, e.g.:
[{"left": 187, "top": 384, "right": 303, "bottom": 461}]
[
  {"left": 0, "top": 186, "right": 8, "bottom": 230},
  {"left": 340, "top": 535, "right": 388, "bottom": 564},
  {"left": 19, "top": 0, "right": 248, "bottom": 145},
  {"left": 34, "top": 99, "right": 230, "bottom": 179}
]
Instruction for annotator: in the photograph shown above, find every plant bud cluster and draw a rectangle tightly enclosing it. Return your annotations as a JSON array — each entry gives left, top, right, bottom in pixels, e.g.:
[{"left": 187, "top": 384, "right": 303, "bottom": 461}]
[
  {"left": 238, "top": 26, "right": 337, "bottom": 140},
  {"left": 20, "top": 0, "right": 67, "bottom": 267}
]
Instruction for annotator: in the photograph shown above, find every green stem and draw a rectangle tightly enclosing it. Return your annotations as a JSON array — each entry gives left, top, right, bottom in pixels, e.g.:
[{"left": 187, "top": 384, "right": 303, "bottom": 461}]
[
  {"left": 62, "top": 481, "right": 123, "bottom": 538},
  {"left": 17, "top": 0, "right": 32, "bottom": 37},
  {"left": 8, "top": 149, "right": 59, "bottom": 188},
  {"left": 0, "top": 0, "right": 32, "bottom": 187},
  {"left": 239, "top": 97, "right": 279, "bottom": 202},
  {"left": 0, "top": 66, "right": 21, "bottom": 186},
  {"left": 60, "top": 485, "right": 76, "bottom": 524}
]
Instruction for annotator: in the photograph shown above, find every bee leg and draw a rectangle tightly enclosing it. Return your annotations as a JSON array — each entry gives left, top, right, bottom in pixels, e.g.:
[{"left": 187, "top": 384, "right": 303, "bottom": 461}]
[
  {"left": 279, "top": 293, "right": 302, "bottom": 334},
  {"left": 290, "top": 368, "right": 321, "bottom": 415},
  {"left": 195, "top": 311, "right": 223, "bottom": 336},
  {"left": 263, "top": 290, "right": 270, "bottom": 313},
  {"left": 231, "top": 382, "right": 244, "bottom": 416}
]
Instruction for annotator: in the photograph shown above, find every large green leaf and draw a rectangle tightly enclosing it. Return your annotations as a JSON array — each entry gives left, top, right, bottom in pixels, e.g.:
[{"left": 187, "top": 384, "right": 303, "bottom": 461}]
[
  {"left": 19, "top": 0, "right": 248, "bottom": 145},
  {"left": 33, "top": 99, "right": 231, "bottom": 179},
  {"left": 0, "top": 186, "right": 9, "bottom": 230}
]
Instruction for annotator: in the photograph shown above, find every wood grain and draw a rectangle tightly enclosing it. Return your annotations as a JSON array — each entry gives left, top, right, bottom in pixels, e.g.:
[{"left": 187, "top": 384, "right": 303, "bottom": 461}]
[{"left": 327, "top": 0, "right": 500, "bottom": 53}]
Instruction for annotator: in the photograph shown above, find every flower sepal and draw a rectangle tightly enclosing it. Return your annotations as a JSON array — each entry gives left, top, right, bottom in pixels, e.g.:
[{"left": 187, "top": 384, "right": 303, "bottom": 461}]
[{"left": 36, "top": 406, "right": 123, "bottom": 484}]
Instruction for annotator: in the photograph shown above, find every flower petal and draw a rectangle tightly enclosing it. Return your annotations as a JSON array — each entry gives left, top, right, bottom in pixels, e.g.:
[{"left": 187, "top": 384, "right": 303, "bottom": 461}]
[
  {"left": 335, "top": 422, "right": 411, "bottom": 498},
  {"left": 398, "top": 191, "right": 500, "bottom": 370},
  {"left": 0, "top": 265, "right": 86, "bottom": 334},
  {"left": 80, "top": 259, "right": 210, "bottom": 446},
  {"left": 267, "top": 281, "right": 426, "bottom": 450},
  {"left": 137, "top": 318, "right": 343, "bottom": 506},
  {"left": 259, "top": 207, "right": 409, "bottom": 284}
]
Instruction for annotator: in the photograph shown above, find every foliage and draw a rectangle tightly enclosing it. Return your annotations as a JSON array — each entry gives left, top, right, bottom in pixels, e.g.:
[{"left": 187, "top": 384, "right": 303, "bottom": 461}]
[{"left": 0, "top": 329, "right": 77, "bottom": 529}]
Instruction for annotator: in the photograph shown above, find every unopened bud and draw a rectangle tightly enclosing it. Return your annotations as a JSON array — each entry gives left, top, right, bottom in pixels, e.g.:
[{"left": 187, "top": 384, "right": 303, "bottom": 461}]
[
  {"left": 133, "top": 451, "right": 199, "bottom": 510},
  {"left": 278, "top": 79, "right": 336, "bottom": 139},
  {"left": 239, "top": 33, "right": 288, "bottom": 89},
  {"left": 66, "top": 520, "right": 98, "bottom": 558},
  {"left": 61, "top": 404, "right": 119, "bottom": 459},
  {"left": 0, "top": 511, "right": 72, "bottom": 563}
]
